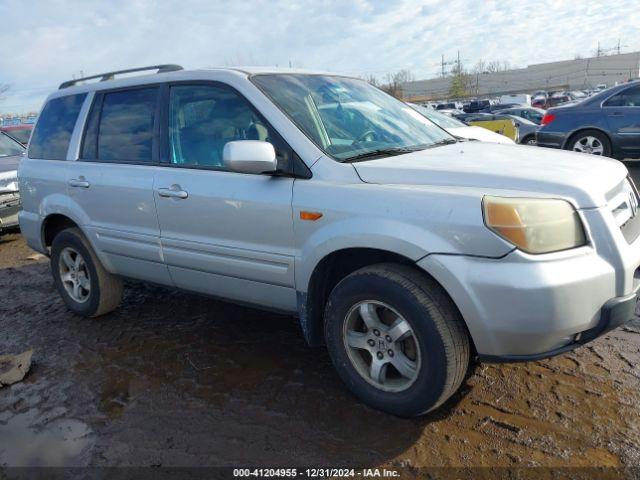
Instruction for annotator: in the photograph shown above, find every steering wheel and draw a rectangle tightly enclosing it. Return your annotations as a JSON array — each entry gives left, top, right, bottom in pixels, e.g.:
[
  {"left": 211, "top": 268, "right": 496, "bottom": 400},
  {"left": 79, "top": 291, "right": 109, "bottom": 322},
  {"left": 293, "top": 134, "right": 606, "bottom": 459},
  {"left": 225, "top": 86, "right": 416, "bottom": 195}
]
[{"left": 353, "top": 130, "right": 378, "bottom": 144}]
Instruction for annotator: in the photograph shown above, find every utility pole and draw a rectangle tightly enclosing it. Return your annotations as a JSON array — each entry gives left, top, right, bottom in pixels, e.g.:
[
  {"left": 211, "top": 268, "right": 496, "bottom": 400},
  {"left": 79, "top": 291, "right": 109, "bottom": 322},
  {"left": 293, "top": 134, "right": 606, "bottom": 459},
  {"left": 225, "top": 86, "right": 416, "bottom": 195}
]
[
  {"left": 596, "top": 41, "right": 602, "bottom": 57},
  {"left": 441, "top": 54, "right": 445, "bottom": 78}
]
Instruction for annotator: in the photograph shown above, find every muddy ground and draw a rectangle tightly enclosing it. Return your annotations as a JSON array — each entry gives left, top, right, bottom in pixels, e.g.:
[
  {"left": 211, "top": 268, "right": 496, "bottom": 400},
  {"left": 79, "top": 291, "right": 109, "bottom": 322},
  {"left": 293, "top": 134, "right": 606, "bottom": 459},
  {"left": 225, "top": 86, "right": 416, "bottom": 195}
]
[{"left": 1, "top": 168, "right": 640, "bottom": 471}]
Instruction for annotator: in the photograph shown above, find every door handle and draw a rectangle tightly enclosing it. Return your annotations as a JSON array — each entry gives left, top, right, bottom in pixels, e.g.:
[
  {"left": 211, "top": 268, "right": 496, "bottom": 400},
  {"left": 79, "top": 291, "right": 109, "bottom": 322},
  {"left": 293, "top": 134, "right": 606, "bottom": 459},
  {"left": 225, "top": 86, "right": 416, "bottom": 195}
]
[
  {"left": 157, "top": 187, "right": 188, "bottom": 199},
  {"left": 68, "top": 178, "right": 90, "bottom": 188}
]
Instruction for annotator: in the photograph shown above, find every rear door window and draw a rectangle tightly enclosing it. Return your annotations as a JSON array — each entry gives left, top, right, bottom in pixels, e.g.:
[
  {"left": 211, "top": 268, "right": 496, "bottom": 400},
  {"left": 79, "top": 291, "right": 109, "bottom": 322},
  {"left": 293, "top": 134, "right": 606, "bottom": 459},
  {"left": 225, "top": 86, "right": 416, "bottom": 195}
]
[
  {"left": 28, "top": 93, "right": 87, "bottom": 160},
  {"left": 82, "top": 87, "right": 159, "bottom": 163},
  {"left": 604, "top": 86, "right": 640, "bottom": 107}
]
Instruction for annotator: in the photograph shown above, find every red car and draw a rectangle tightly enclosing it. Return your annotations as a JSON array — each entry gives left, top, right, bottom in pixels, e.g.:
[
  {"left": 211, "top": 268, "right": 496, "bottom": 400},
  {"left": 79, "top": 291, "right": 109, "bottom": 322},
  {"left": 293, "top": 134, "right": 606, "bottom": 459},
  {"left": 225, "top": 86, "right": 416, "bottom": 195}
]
[
  {"left": 531, "top": 98, "right": 546, "bottom": 109},
  {"left": 0, "top": 124, "right": 33, "bottom": 146}
]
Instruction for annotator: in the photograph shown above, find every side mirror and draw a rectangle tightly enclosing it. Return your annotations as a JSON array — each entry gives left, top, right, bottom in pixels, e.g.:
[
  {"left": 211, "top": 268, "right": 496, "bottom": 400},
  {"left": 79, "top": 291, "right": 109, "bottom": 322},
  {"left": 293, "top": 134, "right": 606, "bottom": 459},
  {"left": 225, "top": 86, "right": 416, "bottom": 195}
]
[{"left": 223, "top": 141, "right": 278, "bottom": 174}]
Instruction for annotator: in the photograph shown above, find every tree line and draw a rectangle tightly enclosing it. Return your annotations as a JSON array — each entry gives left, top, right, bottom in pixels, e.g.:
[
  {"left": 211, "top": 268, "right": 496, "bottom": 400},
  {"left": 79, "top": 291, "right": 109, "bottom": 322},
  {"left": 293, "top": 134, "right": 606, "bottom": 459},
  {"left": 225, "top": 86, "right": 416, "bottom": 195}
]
[{"left": 366, "top": 59, "right": 513, "bottom": 100}]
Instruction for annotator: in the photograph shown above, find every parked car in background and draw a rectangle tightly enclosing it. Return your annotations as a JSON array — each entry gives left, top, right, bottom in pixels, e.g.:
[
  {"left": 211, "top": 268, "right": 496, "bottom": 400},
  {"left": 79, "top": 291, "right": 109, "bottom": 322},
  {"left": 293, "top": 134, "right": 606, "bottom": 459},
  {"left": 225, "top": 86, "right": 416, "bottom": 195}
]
[
  {"left": 460, "top": 114, "right": 519, "bottom": 142},
  {"left": 436, "top": 102, "right": 462, "bottom": 111},
  {"left": 0, "top": 131, "right": 24, "bottom": 234},
  {"left": 546, "top": 94, "right": 572, "bottom": 108},
  {"left": 466, "top": 113, "right": 538, "bottom": 144},
  {"left": 500, "top": 94, "right": 531, "bottom": 106},
  {"left": 480, "top": 103, "right": 522, "bottom": 113},
  {"left": 537, "top": 81, "right": 640, "bottom": 158},
  {"left": 532, "top": 97, "right": 547, "bottom": 108},
  {"left": 409, "top": 104, "right": 515, "bottom": 144},
  {"left": 502, "top": 115, "right": 539, "bottom": 144},
  {"left": 568, "top": 90, "right": 587, "bottom": 101},
  {"left": 495, "top": 106, "right": 546, "bottom": 125},
  {"left": 464, "top": 99, "right": 491, "bottom": 113},
  {"left": 0, "top": 124, "right": 33, "bottom": 146}
]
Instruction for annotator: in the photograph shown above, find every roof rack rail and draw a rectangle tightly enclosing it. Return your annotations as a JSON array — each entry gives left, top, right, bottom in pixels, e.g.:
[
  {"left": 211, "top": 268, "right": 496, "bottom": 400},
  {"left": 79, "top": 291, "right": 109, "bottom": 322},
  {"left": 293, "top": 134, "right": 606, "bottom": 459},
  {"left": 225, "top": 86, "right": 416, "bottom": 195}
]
[{"left": 58, "top": 64, "right": 184, "bottom": 89}]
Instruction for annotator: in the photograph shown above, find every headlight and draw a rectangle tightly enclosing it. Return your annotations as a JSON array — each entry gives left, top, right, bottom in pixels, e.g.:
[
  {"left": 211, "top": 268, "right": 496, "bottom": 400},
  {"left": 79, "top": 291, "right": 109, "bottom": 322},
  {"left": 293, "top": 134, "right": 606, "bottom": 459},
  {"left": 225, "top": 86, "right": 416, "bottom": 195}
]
[{"left": 483, "top": 196, "right": 586, "bottom": 254}]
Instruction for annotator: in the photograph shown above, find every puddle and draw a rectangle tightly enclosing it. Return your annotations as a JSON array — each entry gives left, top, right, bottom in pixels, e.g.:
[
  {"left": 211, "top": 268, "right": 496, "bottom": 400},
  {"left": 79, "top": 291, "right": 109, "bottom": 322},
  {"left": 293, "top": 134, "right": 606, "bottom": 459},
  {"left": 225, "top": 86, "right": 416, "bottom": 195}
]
[{"left": 0, "top": 409, "right": 93, "bottom": 466}]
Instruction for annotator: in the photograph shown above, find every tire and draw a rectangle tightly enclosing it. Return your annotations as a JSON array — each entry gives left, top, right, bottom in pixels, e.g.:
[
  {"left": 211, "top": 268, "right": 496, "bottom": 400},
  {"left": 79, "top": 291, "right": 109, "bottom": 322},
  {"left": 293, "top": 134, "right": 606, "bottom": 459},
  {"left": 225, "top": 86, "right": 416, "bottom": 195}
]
[
  {"left": 566, "top": 129, "right": 611, "bottom": 157},
  {"left": 51, "top": 227, "right": 123, "bottom": 317},
  {"left": 324, "top": 263, "right": 470, "bottom": 416},
  {"left": 522, "top": 135, "right": 536, "bottom": 145}
]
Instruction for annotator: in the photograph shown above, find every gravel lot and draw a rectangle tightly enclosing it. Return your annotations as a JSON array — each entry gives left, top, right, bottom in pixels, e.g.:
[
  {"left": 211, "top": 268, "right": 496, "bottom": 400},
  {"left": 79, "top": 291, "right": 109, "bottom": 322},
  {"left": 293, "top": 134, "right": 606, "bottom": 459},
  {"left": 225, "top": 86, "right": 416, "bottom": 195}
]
[{"left": 0, "top": 163, "right": 639, "bottom": 470}]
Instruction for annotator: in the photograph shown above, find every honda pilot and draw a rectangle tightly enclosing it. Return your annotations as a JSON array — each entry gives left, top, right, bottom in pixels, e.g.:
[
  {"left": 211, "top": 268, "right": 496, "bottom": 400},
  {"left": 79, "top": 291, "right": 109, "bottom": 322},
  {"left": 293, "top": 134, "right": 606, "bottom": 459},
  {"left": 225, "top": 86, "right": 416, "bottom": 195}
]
[{"left": 19, "top": 65, "right": 640, "bottom": 416}]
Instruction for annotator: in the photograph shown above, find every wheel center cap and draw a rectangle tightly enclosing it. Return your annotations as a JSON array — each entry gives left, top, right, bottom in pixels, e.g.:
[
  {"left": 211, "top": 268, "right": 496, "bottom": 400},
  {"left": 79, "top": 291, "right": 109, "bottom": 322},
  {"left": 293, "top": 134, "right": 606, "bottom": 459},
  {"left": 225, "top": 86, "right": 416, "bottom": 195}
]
[{"left": 377, "top": 338, "right": 387, "bottom": 351}]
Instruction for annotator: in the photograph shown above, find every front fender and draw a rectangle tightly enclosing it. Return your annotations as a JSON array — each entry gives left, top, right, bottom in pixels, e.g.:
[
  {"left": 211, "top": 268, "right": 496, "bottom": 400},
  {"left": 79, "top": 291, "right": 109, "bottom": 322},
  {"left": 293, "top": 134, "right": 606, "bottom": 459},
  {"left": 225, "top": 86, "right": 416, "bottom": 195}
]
[{"left": 294, "top": 214, "right": 512, "bottom": 292}]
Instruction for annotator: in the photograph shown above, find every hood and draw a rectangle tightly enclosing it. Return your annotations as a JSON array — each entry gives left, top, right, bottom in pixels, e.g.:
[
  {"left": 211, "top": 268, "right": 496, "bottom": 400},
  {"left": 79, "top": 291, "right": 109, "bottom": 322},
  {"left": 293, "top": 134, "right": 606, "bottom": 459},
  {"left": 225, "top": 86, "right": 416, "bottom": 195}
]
[
  {"left": 0, "top": 154, "right": 21, "bottom": 174},
  {"left": 352, "top": 142, "right": 627, "bottom": 208},
  {"left": 447, "top": 126, "right": 514, "bottom": 145}
]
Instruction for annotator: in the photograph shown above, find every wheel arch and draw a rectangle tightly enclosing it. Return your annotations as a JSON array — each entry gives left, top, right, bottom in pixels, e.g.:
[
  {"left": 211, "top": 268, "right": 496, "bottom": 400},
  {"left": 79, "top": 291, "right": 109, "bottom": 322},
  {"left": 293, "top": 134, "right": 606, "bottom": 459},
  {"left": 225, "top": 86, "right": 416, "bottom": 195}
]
[
  {"left": 298, "top": 247, "right": 473, "bottom": 354},
  {"left": 562, "top": 127, "right": 613, "bottom": 151},
  {"left": 42, "top": 213, "right": 81, "bottom": 248},
  {"left": 520, "top": 134, "right": 536, "bottom": 144}
]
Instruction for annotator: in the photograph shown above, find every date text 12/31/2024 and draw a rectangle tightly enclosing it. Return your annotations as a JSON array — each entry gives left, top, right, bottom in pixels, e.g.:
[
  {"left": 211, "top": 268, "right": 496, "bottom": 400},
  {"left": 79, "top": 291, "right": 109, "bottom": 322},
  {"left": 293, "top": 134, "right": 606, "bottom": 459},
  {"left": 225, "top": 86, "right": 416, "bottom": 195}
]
[{"left": 233, "top": 468, "right": 401, "bottom": 478}]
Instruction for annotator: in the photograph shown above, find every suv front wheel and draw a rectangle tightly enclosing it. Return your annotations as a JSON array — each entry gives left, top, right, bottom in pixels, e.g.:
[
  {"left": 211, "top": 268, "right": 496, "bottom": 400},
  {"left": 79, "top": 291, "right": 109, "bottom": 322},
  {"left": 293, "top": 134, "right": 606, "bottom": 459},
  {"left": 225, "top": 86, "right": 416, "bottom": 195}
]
[
  {"left": 324, "top": 263, "right": 470, "bottom": 416},
  {"left": 51, "top": 228, "right": 123, "bottom": 317}
]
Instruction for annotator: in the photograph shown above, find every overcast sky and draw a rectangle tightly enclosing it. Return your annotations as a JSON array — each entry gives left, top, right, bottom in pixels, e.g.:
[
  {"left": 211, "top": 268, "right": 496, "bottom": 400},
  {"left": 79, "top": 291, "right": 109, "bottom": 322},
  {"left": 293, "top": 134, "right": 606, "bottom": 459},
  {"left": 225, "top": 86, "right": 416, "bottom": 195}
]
[{"left": 0, "top": 0, "right": 637, "bottom": 112}]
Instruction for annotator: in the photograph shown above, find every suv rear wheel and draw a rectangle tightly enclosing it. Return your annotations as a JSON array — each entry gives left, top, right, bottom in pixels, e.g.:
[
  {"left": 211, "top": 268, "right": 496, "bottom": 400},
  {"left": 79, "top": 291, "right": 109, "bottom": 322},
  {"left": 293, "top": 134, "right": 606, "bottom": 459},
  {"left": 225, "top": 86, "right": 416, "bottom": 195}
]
[
  {"left": 51, "top": 228, "right": 123, "bottom": 317},
  {"left": 567, "top": 129, "right": 611, "bottom": 156},
  {"left": 324, "top": 263, "right": 470, "bottom": 416}
]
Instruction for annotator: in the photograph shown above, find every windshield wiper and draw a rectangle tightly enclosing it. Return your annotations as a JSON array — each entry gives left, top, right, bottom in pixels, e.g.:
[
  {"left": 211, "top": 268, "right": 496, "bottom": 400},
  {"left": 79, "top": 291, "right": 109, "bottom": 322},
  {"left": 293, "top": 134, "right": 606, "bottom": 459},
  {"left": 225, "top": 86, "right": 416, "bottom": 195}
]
[
  {"left": 424, "top": 138, "right": 458, "bottom": 148},
  {"left": 341, "top": 140, "right": 457, "bottom": 163},
  {"left": 341, "top": 147, "right": 416, "bottom": 163}
]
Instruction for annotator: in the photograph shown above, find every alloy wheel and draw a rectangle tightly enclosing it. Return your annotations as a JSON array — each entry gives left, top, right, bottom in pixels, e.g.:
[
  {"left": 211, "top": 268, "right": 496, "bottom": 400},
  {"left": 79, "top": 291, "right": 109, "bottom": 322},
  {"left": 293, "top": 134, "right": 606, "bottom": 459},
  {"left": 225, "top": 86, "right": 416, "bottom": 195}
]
[
  {"left": 342, "top": 300, "right": 421, "bottom": 392},
  {"left": 573, "top": 136, "right": 604, "bottom": 155},
  {"left": 58, "top": 247, "right": 91, "bottom": 303}
]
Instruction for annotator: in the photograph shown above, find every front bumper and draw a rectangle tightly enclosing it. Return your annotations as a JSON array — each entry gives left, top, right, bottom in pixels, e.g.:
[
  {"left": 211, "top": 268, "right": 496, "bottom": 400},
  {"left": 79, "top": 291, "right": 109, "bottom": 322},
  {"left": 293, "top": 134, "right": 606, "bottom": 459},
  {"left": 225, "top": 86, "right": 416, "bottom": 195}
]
[
  {"left": 478, "top": 286, "right": 638, "bottom": 362},
  {"left": 0, "top": 191, "right": 20, "bottom": 232},
  {"left": 418, "top": 225, "right": 640, "bottom": 360}
]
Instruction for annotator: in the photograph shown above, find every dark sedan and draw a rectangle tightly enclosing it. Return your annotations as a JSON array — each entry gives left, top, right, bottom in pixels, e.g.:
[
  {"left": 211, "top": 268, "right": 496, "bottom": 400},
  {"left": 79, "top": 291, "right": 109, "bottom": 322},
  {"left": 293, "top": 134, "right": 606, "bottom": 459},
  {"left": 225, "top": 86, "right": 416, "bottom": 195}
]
[{"left": 537, "top": 81, "right": 640, "bottom": 159}]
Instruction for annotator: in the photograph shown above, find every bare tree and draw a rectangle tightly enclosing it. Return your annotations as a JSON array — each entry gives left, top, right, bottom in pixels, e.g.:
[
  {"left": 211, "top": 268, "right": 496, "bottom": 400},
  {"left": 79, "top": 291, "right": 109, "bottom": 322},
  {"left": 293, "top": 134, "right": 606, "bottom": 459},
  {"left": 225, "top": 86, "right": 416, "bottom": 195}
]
[
  {"left": 485, "top": 60, "right": 511, "bottom": 73},
  {"left": 471, "top": 59, "right": 487, "bottom": 75},
  {"left": 364, "top": 74, "right": 380, "bottom": 87},
  {"left": 380, "top": 69, "right": 414, "bottom": 99}
]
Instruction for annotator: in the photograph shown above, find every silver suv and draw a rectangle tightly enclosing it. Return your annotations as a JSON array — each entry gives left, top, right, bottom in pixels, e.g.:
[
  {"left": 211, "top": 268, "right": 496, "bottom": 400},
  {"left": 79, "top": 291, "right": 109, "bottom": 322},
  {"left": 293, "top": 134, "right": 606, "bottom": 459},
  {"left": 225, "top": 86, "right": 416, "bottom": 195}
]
[{"left": 19, "top": 65, "right": 640, "bottom": 416}]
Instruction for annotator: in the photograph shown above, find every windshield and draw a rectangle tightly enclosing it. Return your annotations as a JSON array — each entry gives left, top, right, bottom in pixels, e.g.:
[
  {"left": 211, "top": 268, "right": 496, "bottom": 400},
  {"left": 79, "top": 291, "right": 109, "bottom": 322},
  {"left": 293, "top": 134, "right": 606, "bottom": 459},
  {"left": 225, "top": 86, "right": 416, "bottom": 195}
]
[
  {"left": 251, "top": 74, "right": 454, "bottom": 161},
  {"left": 5, "top": 128, "right": 32, "bottom": 144},
  {"left": 409, "top": 103, "right": 467, "bottom": 129},
  {"left": 0, "top": 133, "right": 25, "bottom": 157}
]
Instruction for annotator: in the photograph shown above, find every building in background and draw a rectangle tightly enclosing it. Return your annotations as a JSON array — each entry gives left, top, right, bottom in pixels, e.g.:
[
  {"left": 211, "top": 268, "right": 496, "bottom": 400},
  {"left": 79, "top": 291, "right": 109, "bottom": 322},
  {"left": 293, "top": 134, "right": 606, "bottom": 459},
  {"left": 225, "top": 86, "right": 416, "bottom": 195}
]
[{"left": 402, "top": 51, "right": 640, "bottom": 102}]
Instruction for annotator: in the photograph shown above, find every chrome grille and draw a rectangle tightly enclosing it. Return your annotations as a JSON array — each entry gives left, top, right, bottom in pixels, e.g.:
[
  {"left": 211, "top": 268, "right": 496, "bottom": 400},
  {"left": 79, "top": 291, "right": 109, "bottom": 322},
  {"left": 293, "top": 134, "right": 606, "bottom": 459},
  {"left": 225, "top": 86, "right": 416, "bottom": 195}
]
[{"left": 608, "top": 178, "right": 639, "bottom": 229}]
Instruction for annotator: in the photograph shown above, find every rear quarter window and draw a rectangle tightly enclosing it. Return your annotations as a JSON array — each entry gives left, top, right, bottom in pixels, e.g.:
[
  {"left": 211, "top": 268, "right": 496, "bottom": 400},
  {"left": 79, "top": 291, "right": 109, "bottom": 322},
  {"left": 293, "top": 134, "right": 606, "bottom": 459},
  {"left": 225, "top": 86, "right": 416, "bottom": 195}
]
[{"left": 28, "top": 93, "right": 87, "bottom": 160}]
